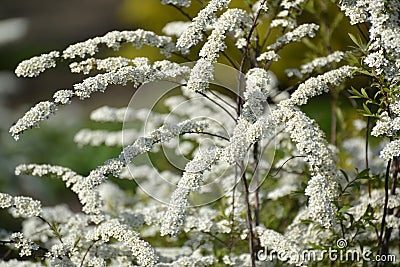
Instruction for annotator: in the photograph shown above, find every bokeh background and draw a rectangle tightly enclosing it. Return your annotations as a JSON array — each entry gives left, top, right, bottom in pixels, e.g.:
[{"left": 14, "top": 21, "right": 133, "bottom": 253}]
[{"left": 0, "top": 0, "right": 359, "bottom": 232}]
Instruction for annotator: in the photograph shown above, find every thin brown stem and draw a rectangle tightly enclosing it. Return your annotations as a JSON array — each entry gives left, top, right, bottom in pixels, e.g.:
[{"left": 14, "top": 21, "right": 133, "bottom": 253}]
[
  {"left": 260, "top": 0, "right": 282, "bottom": 50},
  {"left": 331, "top": 91, "right": 337, "bottom": 145},
  {"left": 228, "top": 166, "right": 240, "bottom": 251},
  {"left": 240, "top": 163, "right": 256, "bottom": 267},
  {"left": 80, "top": 242, "right": 96, "bottom": 267},
  {"left": 380, "top": 157, "right": 399, "bottom": 257},
  {"left": 169, "top": 4, "right": 192, "bottom": 20},
  {"left": 379, "top": 159, "right": 391, "bottom": 249},
  {"left": 197, "top": 91, "right": 237, "bottom": 122},
  {"left": 208, "top": 89, "right": 237, "bottom": 110},
  {"left": 185, "top": 130, "right": 229, "bottom": 141},
  {"left": 366, "top": 117, "right": 371, "bottom": 197},
  {"left": 253, "top": 142, "right": 260, "bottom": 227}
]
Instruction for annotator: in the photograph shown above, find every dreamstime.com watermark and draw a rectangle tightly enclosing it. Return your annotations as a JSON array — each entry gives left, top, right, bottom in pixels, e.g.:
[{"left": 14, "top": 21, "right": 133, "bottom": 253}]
[{"left": 257, "top": 239, "right": 397, "bottom": 264}]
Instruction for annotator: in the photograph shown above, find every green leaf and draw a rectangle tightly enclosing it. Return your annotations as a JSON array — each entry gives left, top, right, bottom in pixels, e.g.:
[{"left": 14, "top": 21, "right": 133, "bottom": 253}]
[
  {"left": 362, "top": 103, "right": 372, "bottom": 115},
  {"left": 339, "top": 205, "right": 351, "bottom": 213},
  {"left": 361, "top": 88, "right": 369, "bottom": 98}
]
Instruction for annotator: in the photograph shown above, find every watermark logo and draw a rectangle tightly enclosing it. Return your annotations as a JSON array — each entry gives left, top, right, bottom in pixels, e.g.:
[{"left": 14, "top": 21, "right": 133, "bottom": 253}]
[{"left": 257, "top": 239, "right": 397, "bottom": 264}]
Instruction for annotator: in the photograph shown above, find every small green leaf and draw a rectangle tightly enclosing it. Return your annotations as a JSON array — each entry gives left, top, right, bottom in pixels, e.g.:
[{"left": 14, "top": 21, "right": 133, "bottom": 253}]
[{"left": 339, "top": 205, "right": 351, "bottom": 213}]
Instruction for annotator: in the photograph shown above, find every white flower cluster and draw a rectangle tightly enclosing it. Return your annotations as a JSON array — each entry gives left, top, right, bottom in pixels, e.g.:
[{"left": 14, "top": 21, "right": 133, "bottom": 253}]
[
  {"left": 87, "top": 219, "right": 157, "bottom": 267},
  {"left": 156, "top": 249, "right": 217, "bottom": 266},
  {"left": 70, "top": 57, "right": 128, "bottom": 74},
  {"left": 256, "top": 50, "right": 280, "bottom": 62},
  {"left": 69, "top": 56, "right": 154, "bottom": 74},
  {"left": 281, "top": 65, "right": 356, "bottom": 107},
  {"left": 187, "top": 8, "right": 250, "bottom": 93},
  {"left": 74, "top": 129, "right": 138, "bottom": 147},
  {"left": 162, "top": 69, "right": 274, "bottom": 236},
  {"left": 74, "top": 120, "right": 208, "bottom": 218},
  {"left": 389, "top": 96, "right": 400, "bottom": 117},
  {"left": 15, "top": 51, "right": 59, "bottom": 77},
  {"left": 121, "top": 120, "right": 208, "bottom": 163},
  {"left": 53, "top": 89, "right": 74, "bottom": 104},
  {"left": 162, "top": 21, "right": 191, "bottom": 37},
  {"left": 63, "top": 30, "right": 178, "bottom": 59},
  {"left": 0, "top": 192, "right": 41, "bottom": 218},
  {"left": 270, "top": 0, "right": 307, "bottom": 30},
  {"left": 199, "top": 9, "right": 250, "bottom": 62},
  {"left": 161, "top": 147, "right": 222, "bottom": 236},
  {"left": 285, "top": 51, "right": 346, "bottom": 79},
  {"left": 10, "top": 61, "right": 190, "bottom": 141},
  {"left": 11, "top": 232, "right": 39, "bottom": 257},
  {"left": 15, "top": 164, "right": 103, "bottom": 218},
  {"left": 340, "top": 0, "right": 400, "bottom": 82},
  {"left": 73, "top": 60, "right": 189, "bottom": 99},
  {"left": 339, "top": 0, "right": 369, "bottom": 24},
  {"left": 371, "top": 109, "right": 400, "bottom": 161},
  {"left": 15, "top": 30, "right": 179, "bottom": 79},
  {"left": 161, "top": 0, "right": 191, "bottom": 7},
  {"left": 241, "top": 68, "right": 271, "bottom": 122},
  {"left": 371, "top": 111, "right": 400, "bottom": 137},
  {"left": 256, "top": 227, "right": 304, "bottom": 266},
  {"left": 10, "top": 101, "right": 57, "bottom": 141},
  {"left": 267, "top": 23, "right": 319, "bottom": 51},
  {"left": 274, "top": 106, "right": 338, "bottom": 228},
  {"left": 348, "top": 188, "right": 400, "bottom": 222},
  {"left": 380, "top": 139, "right": 400, "bottom": 161},
  {"left": 176, "top": 0, "right": 231, "bottom": 49}
]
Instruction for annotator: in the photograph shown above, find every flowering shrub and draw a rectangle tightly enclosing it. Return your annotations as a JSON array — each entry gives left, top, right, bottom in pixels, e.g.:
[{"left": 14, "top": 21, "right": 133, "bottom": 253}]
[{"left": 1, "top": 0, "right": 400, "bottom": 266}]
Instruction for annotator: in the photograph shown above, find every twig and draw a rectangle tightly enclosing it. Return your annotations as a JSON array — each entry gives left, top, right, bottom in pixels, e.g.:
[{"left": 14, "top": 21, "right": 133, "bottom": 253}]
[
  {"left": 184, "top": 130, "right": 229, "bottom": 141},
  {"left": 366, "top": 117, "right": 371, "bottom": 197},
  {"left": 197, "top": 91, "right": 237, "bottom": 122},
  {"left": 208, "top": 89, "right": 237, "bottom": 110},
  {"left": 240, "top": 162, "right": 256, "bottom": 267},
  {"left": 378, "top": 159, "right": 391, "bottom": 248},
  {"left": 80, "top": 242, "right": 96, "bottom": 267}
]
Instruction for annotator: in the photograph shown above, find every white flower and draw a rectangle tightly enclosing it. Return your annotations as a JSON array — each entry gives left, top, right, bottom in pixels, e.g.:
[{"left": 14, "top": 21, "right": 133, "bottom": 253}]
[
  {"left": 0, "top": 192, "right": 42, "bottom": 218},
  {"left": 73, "top": 61, "right": 189, "bottom": 99},
  {"left": 256, "top": 51, "right": 280, "bottom": 62},
  {"left": 160, "top": 146, "right": 222, "bottom": 236},
  {"left": 241, "top": 68, "right": 272, "bottom": 122},
  {"left": 371, "top": 111, "right": 394, "bottom": 137},
  {"left": 380, "top": 139, "right": 400, "bottom": 161},
  {"left": 63, "top": 30, "right": 177, "bottom": 59},
  {"left": 256, "top": 227, "right": 304, "bottom": 266},
  {"left": 267, "top": 23, "right": 319, "bottom": 50},
  {"left": 15, "top": 51, "right": 59, "bottom": 77},
  {"left": 11, "top": 232, "right": 39, "bottom": 257},
  {"left": 53, "top": 89, "right": 74, "bottom": 104},
  {"left": 288, "top": 51, "right": 346, "bottom": 78},
  {"left": 161, "top": 0, "right": 191, "bottom": 7},
  {"left": 0, "top": 192, "right": 13, "bottom": 208},
  {"left": 74, "top": 129, "right": 138, "bottom": 147},
  {"left": 272, "top": 106, "right": 339, "bottom": 228},
  {"left": 15, "top": 164, "right": 103, "bottom": 217},
  {"left": 176, "top": 0, "right": 231, "bottom": 49},
  {"left": 281, "top": 65, "right": 356, "bottom": 107},
  {"left": 87, "top": 219, "right": 157, "bottom": 267},
  {"left": 186, "top": 8, "right": 250, "bottom": 93},
  {"left": 10, "top": 101, "right": 57, "bottom": 141},
  {"left": 162, "top": 21, "right": 191, "bottom": 37}
]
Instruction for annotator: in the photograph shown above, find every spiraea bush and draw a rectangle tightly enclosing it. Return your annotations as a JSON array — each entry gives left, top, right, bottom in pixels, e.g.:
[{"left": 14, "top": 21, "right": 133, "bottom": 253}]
[{"left": 1, "top": 0, "right": 400, "bottom": 266}]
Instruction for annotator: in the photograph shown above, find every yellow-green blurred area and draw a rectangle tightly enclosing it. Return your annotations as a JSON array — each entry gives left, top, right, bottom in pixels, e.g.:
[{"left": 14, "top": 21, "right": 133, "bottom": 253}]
[{"left": 0, "top": 0, "right": 368, "bottom": 230}]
